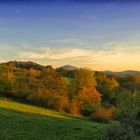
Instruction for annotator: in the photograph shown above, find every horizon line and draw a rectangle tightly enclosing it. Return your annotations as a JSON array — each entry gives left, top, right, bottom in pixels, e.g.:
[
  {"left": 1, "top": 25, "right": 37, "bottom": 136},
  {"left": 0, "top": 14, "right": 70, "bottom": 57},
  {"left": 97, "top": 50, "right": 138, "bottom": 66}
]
[{"left": 1, "top": 60, "right": 140, "bottom": 72}]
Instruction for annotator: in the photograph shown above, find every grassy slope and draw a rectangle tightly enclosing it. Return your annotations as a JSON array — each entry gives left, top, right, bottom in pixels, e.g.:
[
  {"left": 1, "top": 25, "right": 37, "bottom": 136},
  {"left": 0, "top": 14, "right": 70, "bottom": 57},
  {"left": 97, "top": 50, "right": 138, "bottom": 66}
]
[{"left": 0, "top": 97, "right": 110, "bottom": 140}]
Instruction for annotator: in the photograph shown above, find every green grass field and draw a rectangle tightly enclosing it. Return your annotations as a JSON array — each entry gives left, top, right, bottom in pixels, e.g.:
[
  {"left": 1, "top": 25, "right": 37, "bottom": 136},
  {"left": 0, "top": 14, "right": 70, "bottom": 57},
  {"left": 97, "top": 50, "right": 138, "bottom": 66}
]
[{"left": 0, "top": 97, "right": 110, "bottom": 140}]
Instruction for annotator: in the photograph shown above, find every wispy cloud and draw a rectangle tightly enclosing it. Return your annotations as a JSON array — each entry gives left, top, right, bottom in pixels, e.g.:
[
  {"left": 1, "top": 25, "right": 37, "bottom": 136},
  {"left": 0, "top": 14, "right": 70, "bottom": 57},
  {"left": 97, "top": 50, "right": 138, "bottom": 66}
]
[
  {"left": 17, "top": 48, "right": 93, "bottom": 60},
  {"left": 0, "top": 42, "right": 140, "bottom": 71}
]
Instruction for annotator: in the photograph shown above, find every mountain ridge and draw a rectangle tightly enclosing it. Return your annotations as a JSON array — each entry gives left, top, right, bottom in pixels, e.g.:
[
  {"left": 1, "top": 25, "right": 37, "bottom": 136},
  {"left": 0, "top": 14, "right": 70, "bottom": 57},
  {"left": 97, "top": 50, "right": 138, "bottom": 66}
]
[
  {"left": 59, "top": 65, "right": 79, "bottom": 70},
  {"left": 104, "top": 70, "right": 140, "bottom": 76},
  {"left": 1, "top": 61, "right": 140, "bottom": 75}
]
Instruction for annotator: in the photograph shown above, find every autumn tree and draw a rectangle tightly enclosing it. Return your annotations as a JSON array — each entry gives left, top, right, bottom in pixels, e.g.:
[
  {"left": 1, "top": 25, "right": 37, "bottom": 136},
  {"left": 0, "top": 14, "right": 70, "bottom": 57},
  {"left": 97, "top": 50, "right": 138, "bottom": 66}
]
[
  {"left": 28, "top": 67, "right": 69, "bottom": 112},
  {"left": 0, "top": 65, "right": 13, "bottom": 95},
  {"left": 69, "top": 68, "right": 101, "bottom": 115}
]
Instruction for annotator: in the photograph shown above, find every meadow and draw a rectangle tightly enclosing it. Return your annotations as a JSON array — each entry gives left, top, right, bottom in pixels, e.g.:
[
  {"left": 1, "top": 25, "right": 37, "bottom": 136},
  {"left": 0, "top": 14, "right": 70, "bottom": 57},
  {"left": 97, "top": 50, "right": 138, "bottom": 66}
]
[
  {"left": 0, "top": 96, "right": 110, "bottom": 140},
  {"left": 0, "top": 61, "right": 140, "bottom": 140}
]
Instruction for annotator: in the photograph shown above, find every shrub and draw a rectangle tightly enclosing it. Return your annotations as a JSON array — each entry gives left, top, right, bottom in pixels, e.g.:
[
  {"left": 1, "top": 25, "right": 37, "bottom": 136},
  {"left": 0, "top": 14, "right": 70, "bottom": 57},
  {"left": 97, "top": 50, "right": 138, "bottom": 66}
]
[
  {"left": 115, "top": 92, "right": 140, "bottom": 120},
  {"left": 121, "top": 117, "right": 140, "bottom": 136},
  {"left": 106, "top": 92, "right": 140, "bottom": 140},
  {"left": 91, "top": 107, "right": 115, "bottom": 122},
  {"left": 106, "top": 123, "right": 136, "bottom": 140},
  {"left": 81, "top": 103, "right": 100, "bottom": 116}
]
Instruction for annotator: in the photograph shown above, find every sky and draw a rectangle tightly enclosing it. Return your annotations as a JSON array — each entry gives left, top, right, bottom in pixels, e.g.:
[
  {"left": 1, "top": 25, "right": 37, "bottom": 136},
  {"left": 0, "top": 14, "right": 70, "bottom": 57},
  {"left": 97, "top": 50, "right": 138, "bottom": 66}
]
[{"left": 0, "top": 0, "right": 140, "bottom": 71}]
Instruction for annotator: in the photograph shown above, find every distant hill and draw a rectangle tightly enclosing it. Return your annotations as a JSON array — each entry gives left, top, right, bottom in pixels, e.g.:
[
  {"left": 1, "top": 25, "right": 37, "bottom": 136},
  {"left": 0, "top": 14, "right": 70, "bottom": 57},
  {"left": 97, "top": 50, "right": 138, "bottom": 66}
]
[
  {"left": 1, "top": 61, "right": 79, "bottom": 71},
  {"left": 104, "top": 70, "right": 140, "bottom": 76},
  {"left": 1, "top": 61, "right": 140, "bottom": 75},
  {"left": 1, "top": 61, "right": 45, "bottom": 71},
  {"left": 59, "top": 65, "right": 79, "bottom": 70}
]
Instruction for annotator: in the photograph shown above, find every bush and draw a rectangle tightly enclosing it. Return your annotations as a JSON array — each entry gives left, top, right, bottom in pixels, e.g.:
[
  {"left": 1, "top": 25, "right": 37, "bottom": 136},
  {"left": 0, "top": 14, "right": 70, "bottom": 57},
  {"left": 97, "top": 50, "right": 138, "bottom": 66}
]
[
  {"left": 115, "top": 92, "right": 140, "bottom": 120},
  {"left": 81, "top": 103, "right": 100, "bottom": 116},
  {"left": 106, "top": 123, "right": 136, "bottom": 140},
  {"left": 121, "top": 117, "right": 140, "bottom": 136},
  {"left": 106, "top": 92, "right": 140, "bottom": 140},
  {"left": 91, "top": 107, "right": 115, "bottom": 123}
]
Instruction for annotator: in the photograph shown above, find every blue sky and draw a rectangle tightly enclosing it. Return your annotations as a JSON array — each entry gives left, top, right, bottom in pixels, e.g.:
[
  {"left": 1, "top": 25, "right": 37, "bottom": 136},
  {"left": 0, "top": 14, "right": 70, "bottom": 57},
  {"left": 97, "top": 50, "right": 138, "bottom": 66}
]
[{"left": 0, "top": 0, "right": 140, "bottom": 71}]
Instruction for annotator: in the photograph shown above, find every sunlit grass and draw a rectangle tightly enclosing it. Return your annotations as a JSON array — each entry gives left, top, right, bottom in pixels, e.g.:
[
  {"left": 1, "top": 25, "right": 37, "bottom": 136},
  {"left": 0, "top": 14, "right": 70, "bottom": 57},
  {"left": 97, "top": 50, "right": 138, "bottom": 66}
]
[{"left": 0, "top": 97, "right": 69, "bottom": 119}]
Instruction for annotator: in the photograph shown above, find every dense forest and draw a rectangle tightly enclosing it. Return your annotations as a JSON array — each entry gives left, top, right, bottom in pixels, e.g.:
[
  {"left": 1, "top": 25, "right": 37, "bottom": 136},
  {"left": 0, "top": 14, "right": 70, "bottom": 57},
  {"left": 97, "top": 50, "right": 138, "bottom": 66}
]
[{"left": 0, "top": 61, "right": 140, "bottom": 139}]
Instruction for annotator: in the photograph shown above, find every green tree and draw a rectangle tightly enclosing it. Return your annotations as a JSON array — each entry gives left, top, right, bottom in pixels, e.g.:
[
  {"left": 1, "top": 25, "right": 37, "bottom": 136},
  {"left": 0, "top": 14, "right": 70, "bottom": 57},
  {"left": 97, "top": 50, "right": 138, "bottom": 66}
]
[
  {"left": 96, "top": 72, "right": 119, "bottom": 104},
  {"left": 118, "top": 75, "right": 140, "bottom": 93}
]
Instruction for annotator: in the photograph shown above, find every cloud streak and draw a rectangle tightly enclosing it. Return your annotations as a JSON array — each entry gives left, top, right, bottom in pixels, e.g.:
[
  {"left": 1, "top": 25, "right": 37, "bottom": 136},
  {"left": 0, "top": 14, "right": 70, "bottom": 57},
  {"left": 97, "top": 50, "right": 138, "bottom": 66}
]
[
  {"left": 0, "top": 42, "right": 140, "bottom": 71},
  {"left": 17, "top": 48, "right": 93, "bottom": 60},
  {"left": 13, "top": 42, "right": 140, "bottom": 71}
]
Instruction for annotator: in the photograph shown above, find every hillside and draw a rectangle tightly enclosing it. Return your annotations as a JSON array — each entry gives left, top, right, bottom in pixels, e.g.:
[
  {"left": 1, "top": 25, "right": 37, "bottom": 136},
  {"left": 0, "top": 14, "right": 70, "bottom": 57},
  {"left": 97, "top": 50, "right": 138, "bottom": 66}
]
[
  {"left": 0, "top": 97, "right": 110, "bottom": 140},
  {"left": 104, "top": 70, "right": 140, "bottom": 76},
  {"left": 1, "top": 61, "right": 140, "bottom": 76},
  {"left": 1, "top": 61, "right": 45, "bottom": 71},
  {"left": 59, "top": 65, "right": 79, "bottom": 70}
]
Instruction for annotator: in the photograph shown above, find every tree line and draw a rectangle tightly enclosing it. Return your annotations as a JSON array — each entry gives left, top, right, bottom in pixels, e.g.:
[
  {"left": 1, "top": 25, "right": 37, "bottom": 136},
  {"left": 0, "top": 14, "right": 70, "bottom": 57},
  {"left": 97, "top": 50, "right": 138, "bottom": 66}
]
[{"left": 0, "top": 61, "right": 140, "bottom": 116}]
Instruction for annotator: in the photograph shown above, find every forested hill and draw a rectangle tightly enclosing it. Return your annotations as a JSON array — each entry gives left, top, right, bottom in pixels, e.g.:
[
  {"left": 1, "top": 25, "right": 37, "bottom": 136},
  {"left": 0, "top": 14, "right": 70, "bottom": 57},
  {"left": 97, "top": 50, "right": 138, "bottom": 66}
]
[
  {"left": 1, "top": 61, "right": 140, "bottom": 76},
  {"left": 1, "top": 61, "right": 45, "bottom": 71},
  {"left": 1, "top": 61, "right": 78, "bottom": 72},
  {"left": 104, "top": 70, "right": 140, "bottom": 76}
]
